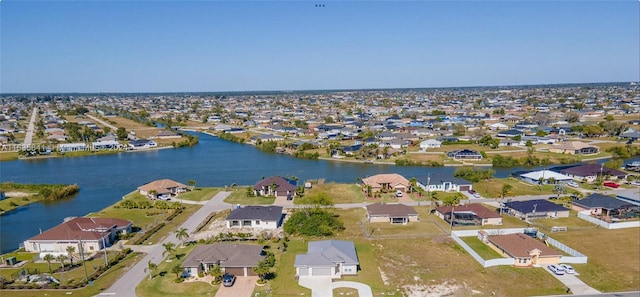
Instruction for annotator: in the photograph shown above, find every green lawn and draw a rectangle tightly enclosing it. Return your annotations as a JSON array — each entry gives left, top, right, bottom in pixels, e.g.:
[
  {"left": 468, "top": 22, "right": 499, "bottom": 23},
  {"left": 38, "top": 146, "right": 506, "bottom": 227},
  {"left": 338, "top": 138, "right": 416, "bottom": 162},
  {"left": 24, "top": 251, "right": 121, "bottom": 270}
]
[
  {"left": 460, "top": 236, "right": 504, "bottom": 260},
  {"left": 178, "top": 187, "right": 220, "bottom": 201},
  {"left": 297, "top": 183, "right": 366, "bottom": 204},
  {"left": 224, "top": 189, "right": 275, "bottom": 205},
  {"left": 136, "top": 244, "right": 219, "bottom": 297},
  {"left": 473, "top": 178, "right": 556, "bottom": 198}
]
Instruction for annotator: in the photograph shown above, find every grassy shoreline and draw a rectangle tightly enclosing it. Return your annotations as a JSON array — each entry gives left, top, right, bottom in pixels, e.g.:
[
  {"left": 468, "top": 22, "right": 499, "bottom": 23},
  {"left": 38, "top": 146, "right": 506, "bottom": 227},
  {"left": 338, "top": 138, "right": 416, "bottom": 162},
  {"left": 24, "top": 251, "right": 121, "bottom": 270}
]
[{"left": 0, "top": 183, "right": 79, "bottom": 215}]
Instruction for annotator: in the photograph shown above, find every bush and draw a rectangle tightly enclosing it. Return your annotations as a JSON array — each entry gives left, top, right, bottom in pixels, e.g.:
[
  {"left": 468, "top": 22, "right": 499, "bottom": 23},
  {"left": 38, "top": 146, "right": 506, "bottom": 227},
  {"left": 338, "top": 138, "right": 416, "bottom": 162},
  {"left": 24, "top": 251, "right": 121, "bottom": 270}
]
[{"left": 284, "top": 208, "right": 344, "bottom": 236}]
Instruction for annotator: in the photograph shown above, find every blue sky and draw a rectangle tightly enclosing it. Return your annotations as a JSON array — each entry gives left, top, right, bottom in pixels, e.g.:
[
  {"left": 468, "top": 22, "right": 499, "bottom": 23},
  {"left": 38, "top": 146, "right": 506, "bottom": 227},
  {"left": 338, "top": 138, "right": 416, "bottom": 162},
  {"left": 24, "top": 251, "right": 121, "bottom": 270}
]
[{"left": 1, "top": 1, "right": 638, "bottom": 93}]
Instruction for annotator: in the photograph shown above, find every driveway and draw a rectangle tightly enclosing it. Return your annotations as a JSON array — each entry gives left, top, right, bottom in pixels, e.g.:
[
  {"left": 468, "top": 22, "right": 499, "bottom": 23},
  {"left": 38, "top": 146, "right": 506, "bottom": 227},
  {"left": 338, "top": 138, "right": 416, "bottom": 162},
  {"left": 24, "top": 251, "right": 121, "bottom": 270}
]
[
  {"left": 215, "top": 276, "right": 257, "bottom": 297},
  {"left": 298, "top": 276, "right": 373, "bottom": 297},
  {"left": 543, "top": 266, "right": 600, "bottom": 295}
]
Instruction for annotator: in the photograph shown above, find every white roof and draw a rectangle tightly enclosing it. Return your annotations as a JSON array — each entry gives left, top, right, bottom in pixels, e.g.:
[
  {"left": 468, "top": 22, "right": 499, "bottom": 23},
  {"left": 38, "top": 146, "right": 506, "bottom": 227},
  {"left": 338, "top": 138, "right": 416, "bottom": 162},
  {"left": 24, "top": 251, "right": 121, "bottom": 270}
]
[
  {"left": 421, "top": 139, "right": 442, "bottom": 144},
  {"left": 520, "top": 170, "right": 573, "bottom": 181}
]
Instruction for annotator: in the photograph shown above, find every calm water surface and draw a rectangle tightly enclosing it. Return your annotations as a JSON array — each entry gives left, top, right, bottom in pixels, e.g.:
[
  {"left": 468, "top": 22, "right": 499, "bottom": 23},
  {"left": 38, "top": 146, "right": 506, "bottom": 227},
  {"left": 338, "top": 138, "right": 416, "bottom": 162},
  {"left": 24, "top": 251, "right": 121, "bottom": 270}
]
[{"left": 1, "top": 133, "right": 634, "bottom": 253}]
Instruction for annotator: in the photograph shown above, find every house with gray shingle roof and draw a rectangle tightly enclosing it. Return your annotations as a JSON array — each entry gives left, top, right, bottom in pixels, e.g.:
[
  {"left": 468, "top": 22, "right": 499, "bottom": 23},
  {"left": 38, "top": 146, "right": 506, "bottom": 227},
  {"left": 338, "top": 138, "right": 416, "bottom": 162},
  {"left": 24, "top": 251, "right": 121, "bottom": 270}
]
[
  {"left": 295, "top": 240, "right": 359, "bottom": 278},
  {"left": 182, "top": 243, "right": 265, "bottom": 277},
  {"left": 366, "top": 203, "right": 418, "bottom": 224},
  {"left": 571, "top": 193, "right": 639, "bottom": 217},
  {"left": 225, "top": 205, "right": 284, "bottom": 229}
]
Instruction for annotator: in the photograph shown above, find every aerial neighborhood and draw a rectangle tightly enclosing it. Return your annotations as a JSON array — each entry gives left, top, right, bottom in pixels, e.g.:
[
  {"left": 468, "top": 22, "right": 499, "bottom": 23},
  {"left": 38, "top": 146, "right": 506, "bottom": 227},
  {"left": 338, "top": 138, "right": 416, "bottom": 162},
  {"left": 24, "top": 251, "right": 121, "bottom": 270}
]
[{"left": 1, "top": 84, "right": 639, "bottom": 297}]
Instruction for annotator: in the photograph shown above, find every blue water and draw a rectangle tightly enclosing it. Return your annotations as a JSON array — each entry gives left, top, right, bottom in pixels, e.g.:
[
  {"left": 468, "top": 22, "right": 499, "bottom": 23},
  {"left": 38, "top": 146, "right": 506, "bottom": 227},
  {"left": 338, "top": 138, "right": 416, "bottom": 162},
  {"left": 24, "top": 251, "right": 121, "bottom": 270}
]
[{"left": 1, "top": 133, "right": 635, "bottom": 253}]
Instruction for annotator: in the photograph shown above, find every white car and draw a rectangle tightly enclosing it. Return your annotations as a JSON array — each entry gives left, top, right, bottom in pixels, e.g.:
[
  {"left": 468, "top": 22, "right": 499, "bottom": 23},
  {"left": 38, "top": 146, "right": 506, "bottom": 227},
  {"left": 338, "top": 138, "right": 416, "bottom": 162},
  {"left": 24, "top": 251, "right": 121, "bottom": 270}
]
[
  {"left": 548, "top": 264, "right": 565, "bottom": 275},
  {"left": 567, "top": 181, "right": 579, "bottom": 188},
  {"left": 560, "top": 264, "right": 575, "bottom": 274}
]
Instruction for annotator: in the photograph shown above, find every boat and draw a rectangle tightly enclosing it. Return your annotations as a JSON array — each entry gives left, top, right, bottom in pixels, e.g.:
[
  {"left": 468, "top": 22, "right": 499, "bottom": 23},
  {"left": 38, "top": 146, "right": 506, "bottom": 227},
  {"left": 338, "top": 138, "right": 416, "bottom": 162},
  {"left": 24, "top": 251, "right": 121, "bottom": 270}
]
[{"left": 624, "top": 161, "right": 640, "bottom": 172}]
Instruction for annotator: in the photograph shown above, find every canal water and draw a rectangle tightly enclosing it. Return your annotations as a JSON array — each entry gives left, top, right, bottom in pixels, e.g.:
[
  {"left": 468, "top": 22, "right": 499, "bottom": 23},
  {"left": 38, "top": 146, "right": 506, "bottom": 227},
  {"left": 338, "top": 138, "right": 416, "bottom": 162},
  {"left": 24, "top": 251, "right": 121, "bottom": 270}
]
[{"left": 1, "top": 132, "right": 635, "bottom": 253}]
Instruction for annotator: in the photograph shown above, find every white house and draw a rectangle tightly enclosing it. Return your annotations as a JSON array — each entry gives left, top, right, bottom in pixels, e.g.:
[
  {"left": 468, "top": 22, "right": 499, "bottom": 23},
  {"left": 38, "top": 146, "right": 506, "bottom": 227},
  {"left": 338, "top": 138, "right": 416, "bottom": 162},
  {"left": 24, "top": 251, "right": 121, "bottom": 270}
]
[
  {"left": 419, "top": 139, "right": 442, "bottom": 150},
  {"left": 225, "top": 206, "right": 284, "bottom": 229},
  {"left": 58, "top": 143, "right": 87, "bottom": 152},
  {"left": 417, "top": 174, "right": 474, "bottom": 192},
  {"left": 295, "top": 240, "right": 359, "bottom": 278}
]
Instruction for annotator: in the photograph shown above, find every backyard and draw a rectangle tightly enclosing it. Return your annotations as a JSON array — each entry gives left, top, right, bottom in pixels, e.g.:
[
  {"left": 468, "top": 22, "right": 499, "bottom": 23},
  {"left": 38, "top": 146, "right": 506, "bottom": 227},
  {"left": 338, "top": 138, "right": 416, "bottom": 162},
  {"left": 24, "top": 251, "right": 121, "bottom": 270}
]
[{"left": 224, "top": 188, "right": 276, "bottom": 205}]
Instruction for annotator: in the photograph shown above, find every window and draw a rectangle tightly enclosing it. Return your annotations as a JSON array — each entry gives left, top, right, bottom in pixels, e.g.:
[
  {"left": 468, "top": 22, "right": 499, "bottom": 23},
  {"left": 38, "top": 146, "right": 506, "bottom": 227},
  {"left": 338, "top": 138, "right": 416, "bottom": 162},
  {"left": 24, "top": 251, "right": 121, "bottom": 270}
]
[{"left": 255, "top": 220, "right": 260, "bottom": 225}]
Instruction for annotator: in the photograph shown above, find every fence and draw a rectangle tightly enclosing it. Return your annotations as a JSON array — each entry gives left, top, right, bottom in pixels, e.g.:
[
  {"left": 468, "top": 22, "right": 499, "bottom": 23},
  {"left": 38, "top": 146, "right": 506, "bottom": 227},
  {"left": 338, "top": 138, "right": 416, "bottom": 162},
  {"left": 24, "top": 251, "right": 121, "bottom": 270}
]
[
  {"left": 450, "top": 232, "right": 487, "bottom": 267},
  {"left": 544, "top": 236, "right": 588, "bottom": 264},
  {"left": 577, "top": 211, "right": 640, "bottom": 229}
]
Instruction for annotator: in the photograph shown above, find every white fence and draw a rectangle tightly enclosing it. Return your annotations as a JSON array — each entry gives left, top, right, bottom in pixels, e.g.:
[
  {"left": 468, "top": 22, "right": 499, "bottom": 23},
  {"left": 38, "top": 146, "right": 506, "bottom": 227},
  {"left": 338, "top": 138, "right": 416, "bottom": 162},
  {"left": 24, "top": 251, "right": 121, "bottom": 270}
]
[
  {"left": 452, "top": 228, "right": 588, "bottom": 267},
  {"left": 577, "top": 211, "right": 640, "bottom": 229}
]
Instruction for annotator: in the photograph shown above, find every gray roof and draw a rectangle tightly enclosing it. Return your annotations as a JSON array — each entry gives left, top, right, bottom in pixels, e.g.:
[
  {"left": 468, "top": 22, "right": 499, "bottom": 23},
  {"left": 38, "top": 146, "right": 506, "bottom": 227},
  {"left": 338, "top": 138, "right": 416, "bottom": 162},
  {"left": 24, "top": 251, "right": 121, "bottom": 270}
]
[
  {"left": 226, "top": 205, "right": 283, "bottom": 221},
  {"left": 505, "top": 199, "right": 567, "bottom": 213},
  {"left": 366, "top": 203, "right": 418, "bottom": 218},
  {"left": 295, "top": 240, "right": 359, "bottom": 267},
  {"left": 418, "top": 173, "right": 471, "bottom": 186},
  {"left": 180, "top": 243, "right": 265, "bottom": 268},
  {"left": 573, "top": 194, "right": 635, "bottom": 210}
]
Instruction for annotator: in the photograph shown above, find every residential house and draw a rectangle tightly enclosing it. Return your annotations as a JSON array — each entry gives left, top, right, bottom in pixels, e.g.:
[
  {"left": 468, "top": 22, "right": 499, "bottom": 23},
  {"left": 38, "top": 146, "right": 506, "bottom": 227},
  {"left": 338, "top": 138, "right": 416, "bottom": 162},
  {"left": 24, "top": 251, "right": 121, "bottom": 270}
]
[
  {"left": 138, "top": 179, "right": 189, "bottom": 199},
  {"left": 24, "top": 217, "right": 132, "bottom": 256},
  {"left": 225, "top": 206, "right": 284, "bottom": 229},
  {"left": 361, "top": 173, "right": 411, "bottom": 193},
  {"left": 366, "top": 203, "right": 418, "bottom": 224},
  {"left": 419, "top": 139, "right": 442, "bottom": 150},
  {"left": 496, "top": 129, "right": 524, "bottom": 138},
  {"left": 250, "top": 134, "right": 284, "bottom": 143},
  {"left": 128, "top": 139, "right": 157, "bottom": 150},
  {"left": 555, "top": 164, "right": 627, "bottom": 183},
  {"left": 182, "top": 244, "right": 265, "bottom": 277},
  {"left": 519, "top": 170, "right": 573, "bottom": 185},
  {"left": 549, "top": 141, "right": 599, "bottom": 155},
  {"left": 295, "top": 240, "right": 359, "bottom": 278},
  {"left": 435, "top": 204, "right": 502, "bottom": 226},
  {"left": 417, "top": 174, "right": 473, "bottom": 192},
  {"left": 486, "top": 233, "right": 561, "bottom": 267},
  {"left": 446, "top": 149, "right": 483, "bottom": 160},
  {"left": 504, "top": 199, "right": 569, "bottom": 219},
  {"left": 488, "top": 123, "right": 509, "bottom": 131},
  {"left": 571, "top": 193, "right": 639, "bottom": 218},
  {"left": 253, "top": 176, "right": 296, "bottom": 199}
]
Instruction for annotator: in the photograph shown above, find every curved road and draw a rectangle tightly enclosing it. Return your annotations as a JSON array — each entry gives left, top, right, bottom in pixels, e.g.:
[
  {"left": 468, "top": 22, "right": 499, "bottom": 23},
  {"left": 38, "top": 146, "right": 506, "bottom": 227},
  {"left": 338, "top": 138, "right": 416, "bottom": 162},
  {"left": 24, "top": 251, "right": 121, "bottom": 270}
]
[{"left": 98, "top": 191, "right": 231, "bottom": 296}]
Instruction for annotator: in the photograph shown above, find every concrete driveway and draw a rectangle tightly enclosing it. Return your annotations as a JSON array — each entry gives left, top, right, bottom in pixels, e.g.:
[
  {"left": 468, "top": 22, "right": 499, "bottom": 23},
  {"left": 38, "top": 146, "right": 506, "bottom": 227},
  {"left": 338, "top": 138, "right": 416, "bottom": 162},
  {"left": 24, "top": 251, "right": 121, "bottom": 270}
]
[
  {"left": 298, "top": 276, "right": 373, "bottom": 297},
  {"left": 543, "top": 266, "right": 600, "bottom": 295},
  {"left": 215, "top": 276, "right": 257, "bottom": 297}
]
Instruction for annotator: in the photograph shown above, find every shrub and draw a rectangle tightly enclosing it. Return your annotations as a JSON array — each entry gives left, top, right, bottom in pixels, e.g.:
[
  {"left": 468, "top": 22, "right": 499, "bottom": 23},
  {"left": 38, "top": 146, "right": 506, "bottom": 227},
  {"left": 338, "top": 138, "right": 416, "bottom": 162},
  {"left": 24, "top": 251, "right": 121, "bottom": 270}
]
[{"left": 284, "top": 208, "right": 344, "bottom": 236}]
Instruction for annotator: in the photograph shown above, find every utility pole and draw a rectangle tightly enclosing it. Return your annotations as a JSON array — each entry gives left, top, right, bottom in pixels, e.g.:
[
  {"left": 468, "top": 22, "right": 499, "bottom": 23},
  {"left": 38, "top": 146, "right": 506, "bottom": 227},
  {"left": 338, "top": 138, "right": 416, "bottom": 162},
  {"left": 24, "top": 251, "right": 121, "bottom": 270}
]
[{"left": 449, "top": 206, "right": 455, "bottom": 235}]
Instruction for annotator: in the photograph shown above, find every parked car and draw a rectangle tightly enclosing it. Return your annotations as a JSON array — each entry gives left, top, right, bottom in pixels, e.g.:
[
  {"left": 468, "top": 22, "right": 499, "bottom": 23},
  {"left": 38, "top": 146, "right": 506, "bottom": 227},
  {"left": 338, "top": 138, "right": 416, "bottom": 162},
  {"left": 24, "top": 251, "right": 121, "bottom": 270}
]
[
  {"left": 560, "top": 264, "right": 575, "bottom": 274},
  {"left": 603, "top": 181, "right": 620, "bottom": 188},
  {"left": 223, "top": 274, "right": 236, "bottom": 287},
  {"left": 567, "top": 181, "right": 579, "bottom": 188},
  {"left": 468, "top": 189, "right": 477, "bottom": 194},
  {"left": 548, "top": 264, "right": 565, "bottom": 275},
  {"left": 396, "top": 190, "right": 403, "bottom": 197}
]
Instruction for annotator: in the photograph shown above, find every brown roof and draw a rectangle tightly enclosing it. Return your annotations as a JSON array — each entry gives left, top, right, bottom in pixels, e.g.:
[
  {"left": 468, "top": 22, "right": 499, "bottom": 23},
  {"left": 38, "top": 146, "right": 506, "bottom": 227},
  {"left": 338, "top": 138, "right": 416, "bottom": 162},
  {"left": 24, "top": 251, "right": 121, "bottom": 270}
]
[
  {"left": 366, "top": 203, "right": 417, "bottom": 217},
  {"left": 435, "top": 204, "right": 501, "bottom": 219},
  {"left": 182, "top": 243, "right": 265, "bottom": 268},
  {"left": 361, "top": 174, "right": 410, "bottom": 189},
  {"left": 488, "top": 233, "right": 561, "bottom": 258},
  {"left": 28, "top": 217, "right": 132, "bottom": 241},
  {"left": 138, "top": 179, "right": 187, "bottom": 193}
]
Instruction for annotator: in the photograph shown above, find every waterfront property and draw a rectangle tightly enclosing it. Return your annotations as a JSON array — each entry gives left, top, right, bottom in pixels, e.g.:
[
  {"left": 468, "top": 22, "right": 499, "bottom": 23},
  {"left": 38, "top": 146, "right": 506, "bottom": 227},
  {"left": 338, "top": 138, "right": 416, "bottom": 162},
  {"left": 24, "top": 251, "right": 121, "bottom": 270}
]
[
  {"left": 417, "top": 173, "right": 473, "bottom": 192},
  {"left": 435, "top": 204, "right": 502, "bottom": 226},
  {"left": 361, "top": 173, "right": 410, "bottom": 193},
  {"left": 225, "top": 205, "right": 284, "bottom": 229},
  {"left": 253, "top": 176, "right": 297, "bottom": 199},
  {"left": 137, "top": 179, "right": 189, "bottom": 200},
  {"left": 365, "top": 203, "right": 418, "bottom": 224},
  {"left": 484, "top": 233, "right": 561, "bottom": 267},
  {"left": 127, "top": 139, "right": 157, "bottom": 149},
  {"left": 182, "top": 243, "right": 265, "bottom": 277},
  {"left": 555, "top": 164, "right": 628, "bottom": 183},
  {"left": 295, "top": 240, "right": 359, "bottom": 278},
  {"left": 446, "top": 149, "right": 483, "bottom": 160},
  {"left": 57, "top": 142, "right": 87, "bottom": 152},
  {"left": 519, "top": 170, "right": 573, "bottom": 185},
  {"left": 504, "top": 199, "right": 570, "bottom": 219},
  {"left": 23, "top": 217, "right": 132, "bottom": 256},
  {"left": 548, "top": 141, "right": 599, "bottom": 155}
]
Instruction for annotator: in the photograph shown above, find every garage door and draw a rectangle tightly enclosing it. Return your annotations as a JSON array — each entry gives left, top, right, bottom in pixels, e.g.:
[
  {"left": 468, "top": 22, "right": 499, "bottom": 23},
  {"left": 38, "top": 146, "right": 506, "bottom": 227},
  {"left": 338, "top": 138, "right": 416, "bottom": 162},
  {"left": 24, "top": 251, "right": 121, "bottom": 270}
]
[
  {"left": 246, "top": 267, "right": 257, "bottom": 276},
  {"left": 311, "top": 267, "right": 332, "bottom": 276},
  {"left": 459, "top": 185, "right": 470, "bottom": 191},
  {"left": 298, "top": 267, "right": 309, "bottom": 276},
  {"left": 224, "top": 267, "right": 245, "bottom": 277}
]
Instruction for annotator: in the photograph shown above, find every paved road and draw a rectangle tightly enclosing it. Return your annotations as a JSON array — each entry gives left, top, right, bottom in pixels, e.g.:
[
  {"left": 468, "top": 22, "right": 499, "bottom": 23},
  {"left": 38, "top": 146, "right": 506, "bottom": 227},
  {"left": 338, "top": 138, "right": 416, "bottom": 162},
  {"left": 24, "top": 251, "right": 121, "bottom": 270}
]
[
  {"left": 98, "top": 191, "right": 231, "bottom": 297},
  {"left": 23, "top": 107, "right": 38, "bottom": 145},
  {"left": 86, "top": 114, "right": 118, "bottom": 131}
]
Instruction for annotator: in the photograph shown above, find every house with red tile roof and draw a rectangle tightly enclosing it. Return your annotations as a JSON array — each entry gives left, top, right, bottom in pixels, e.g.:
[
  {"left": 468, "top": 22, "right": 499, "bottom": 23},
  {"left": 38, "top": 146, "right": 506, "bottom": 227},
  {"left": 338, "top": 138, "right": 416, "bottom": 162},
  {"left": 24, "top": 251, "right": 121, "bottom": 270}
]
[
  {"left": 361, "top": 173, "right": 410, "bottom": 193},
  {"left": 23, "top": 217, "right": 132, "bottom": 256},
  {"left": 138, "top": 179, "right": 189, "bottom": 200},
  {"left": 486, "top": 233, "right": 561, "bottom": 267}
]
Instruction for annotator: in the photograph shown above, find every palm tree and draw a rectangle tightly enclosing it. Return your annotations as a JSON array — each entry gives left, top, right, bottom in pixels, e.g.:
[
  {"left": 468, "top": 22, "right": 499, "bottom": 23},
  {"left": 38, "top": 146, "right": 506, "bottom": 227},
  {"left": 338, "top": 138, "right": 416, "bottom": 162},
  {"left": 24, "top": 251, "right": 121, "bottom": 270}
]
[
  {"left": 148, "top": 189, "right": 158, "bottom": 199},
  {"left": 187, "top": 180, "right": 196, "bottom": 191},
  {"left": 57, "top": 254, "right": 68, "bottom": 271},
  {"left": 209, "top": 264, "right": 223, "bottom": 283},
  {"left": 252, "top": 260, "right": 270, "bottom": 283},
  {"left": 144, "top": 260, "right": 157, "bottom": 280},
  {"left": 162, "top": 242, "right": 176, "bottom": 259},
  {"left": 174, "top": 228, "right": 189, "bottom": 247},
  {"left": 171, "top": 264, "right": 183, "bottom": 280},
  {"left": 501, "top": 184, "right": 513, "bottom": 199},
  {"left": 43, "top": 254, "right": 55, "bottom": 272},
  {"left": 409, "top": 177, "right": 418, "bottom": 193},
  {"left": 66, "top": 246, "right": 76, "bottom": 267}
]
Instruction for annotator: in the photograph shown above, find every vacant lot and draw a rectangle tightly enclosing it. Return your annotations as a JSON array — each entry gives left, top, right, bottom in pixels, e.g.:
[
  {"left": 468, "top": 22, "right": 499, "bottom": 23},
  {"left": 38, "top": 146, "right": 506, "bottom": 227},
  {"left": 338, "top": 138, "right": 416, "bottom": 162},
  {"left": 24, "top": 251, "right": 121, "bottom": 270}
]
[
  {"left": 299, "top": 182, "right": 366, "bottom": 204},
  {"left": 473, "top": 178, "right": 557, "bottom": 198},
  {"left": 224, "top": 189, "right": 275, "bottom": 205},
  {"left": 178, "top": 187, "right": 220, "bottom": 201}
]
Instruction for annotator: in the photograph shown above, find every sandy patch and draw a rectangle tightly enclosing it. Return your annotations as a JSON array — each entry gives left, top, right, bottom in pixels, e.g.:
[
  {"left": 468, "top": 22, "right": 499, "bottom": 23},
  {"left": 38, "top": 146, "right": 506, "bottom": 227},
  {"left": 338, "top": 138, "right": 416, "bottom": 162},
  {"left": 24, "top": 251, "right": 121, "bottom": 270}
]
[{"left": 4, "top": 191, "right": 35, "bottom": 197}]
